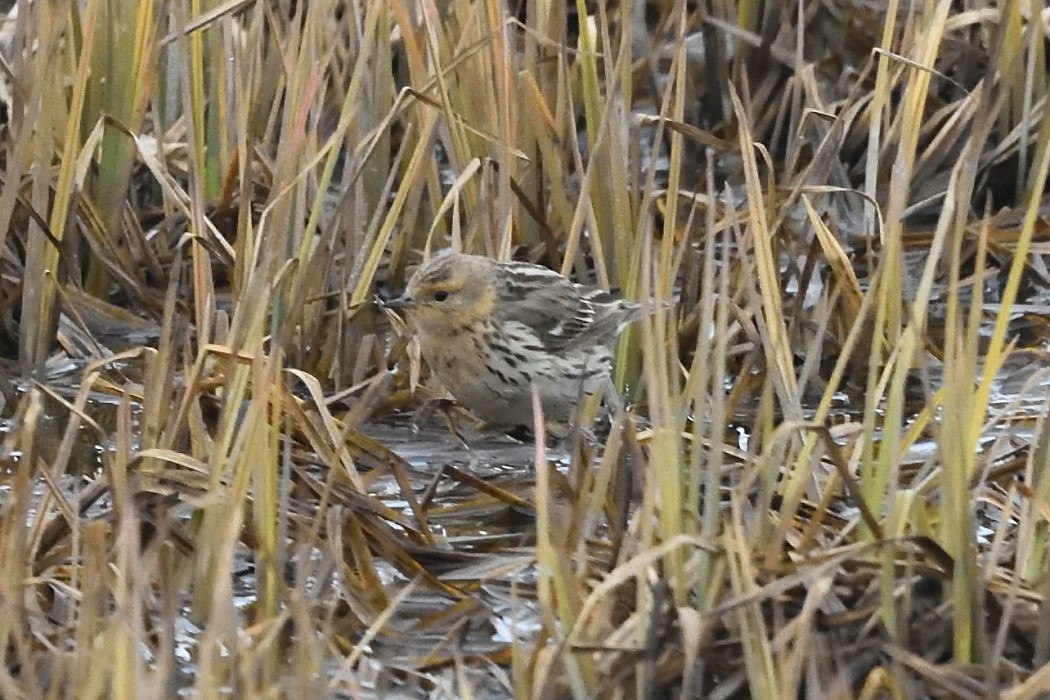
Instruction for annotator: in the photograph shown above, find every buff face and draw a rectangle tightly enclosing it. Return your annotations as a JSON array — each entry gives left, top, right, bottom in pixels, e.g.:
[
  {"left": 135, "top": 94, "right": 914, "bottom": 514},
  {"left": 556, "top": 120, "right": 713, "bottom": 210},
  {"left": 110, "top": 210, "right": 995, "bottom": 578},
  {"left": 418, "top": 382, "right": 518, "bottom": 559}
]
[{"left": 399, "top": 253, "right": 497, "bottom": 337}]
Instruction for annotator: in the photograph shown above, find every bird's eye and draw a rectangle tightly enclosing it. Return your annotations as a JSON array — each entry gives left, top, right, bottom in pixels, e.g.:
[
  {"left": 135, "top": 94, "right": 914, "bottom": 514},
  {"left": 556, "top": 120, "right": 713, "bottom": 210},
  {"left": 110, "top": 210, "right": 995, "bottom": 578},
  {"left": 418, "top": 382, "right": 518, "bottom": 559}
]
[{"left": 433, "top": 290, "right": 449, "bottom": 302}]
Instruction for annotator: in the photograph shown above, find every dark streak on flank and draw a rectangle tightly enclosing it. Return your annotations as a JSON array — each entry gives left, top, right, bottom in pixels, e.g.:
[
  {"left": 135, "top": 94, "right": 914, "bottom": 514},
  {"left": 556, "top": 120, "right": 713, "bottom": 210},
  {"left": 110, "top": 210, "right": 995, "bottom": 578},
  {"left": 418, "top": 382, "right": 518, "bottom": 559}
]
[
  {"left": 581, "top": 365, "right": 606, "bottom": 380},
  {"left": 493, "top": 368, "right": 519, "bottom": 386}
]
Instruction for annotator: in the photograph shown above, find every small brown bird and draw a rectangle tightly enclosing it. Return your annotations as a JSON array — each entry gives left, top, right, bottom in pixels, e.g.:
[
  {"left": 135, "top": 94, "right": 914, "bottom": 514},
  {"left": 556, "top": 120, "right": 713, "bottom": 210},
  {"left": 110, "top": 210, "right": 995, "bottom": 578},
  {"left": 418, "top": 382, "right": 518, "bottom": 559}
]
[{"left": 386, "top": 250, "right": 641, "bottom": 426}]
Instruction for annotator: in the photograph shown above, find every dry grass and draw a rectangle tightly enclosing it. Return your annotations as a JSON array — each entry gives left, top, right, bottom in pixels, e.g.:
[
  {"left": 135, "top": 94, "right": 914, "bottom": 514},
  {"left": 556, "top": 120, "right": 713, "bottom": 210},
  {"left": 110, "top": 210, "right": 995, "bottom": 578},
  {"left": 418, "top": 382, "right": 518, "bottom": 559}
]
[{"left": 1, "top": 0, "right": 1049, "bottom": 697}]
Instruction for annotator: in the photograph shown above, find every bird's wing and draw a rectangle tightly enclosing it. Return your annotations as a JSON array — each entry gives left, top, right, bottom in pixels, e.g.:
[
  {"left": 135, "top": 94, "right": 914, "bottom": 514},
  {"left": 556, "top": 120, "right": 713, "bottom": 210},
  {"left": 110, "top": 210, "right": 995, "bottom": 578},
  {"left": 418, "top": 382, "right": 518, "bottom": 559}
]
[{"left": 495, "top": 262, "right": 636, "bottom": 353}]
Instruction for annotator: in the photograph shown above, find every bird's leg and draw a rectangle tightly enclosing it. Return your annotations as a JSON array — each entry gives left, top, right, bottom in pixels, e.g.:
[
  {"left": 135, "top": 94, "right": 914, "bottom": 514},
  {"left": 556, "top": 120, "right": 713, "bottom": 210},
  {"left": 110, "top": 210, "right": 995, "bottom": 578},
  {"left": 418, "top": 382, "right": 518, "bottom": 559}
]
[
  {"left": 424, "top": 398, "right": 484, "bottom": 463},
  {"left": 601, "top": 376, "right": 626, "bottom": 417}
]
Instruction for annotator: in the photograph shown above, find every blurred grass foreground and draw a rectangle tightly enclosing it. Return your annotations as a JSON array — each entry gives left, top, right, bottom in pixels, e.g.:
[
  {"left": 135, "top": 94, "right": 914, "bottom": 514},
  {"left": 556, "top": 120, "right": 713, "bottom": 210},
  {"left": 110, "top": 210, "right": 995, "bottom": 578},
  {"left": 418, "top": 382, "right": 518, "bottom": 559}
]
[{"left": 2, "top": 0, "right": 1050, "bottom": 698}]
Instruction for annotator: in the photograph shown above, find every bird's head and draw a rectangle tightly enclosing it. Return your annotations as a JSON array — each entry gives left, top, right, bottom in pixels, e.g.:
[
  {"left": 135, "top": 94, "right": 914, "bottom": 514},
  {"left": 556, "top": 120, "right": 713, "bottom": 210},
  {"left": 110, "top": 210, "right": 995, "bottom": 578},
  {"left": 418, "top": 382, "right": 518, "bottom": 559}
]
[{"left": 385, "top": 251, "right": 498, "bottom": 335}]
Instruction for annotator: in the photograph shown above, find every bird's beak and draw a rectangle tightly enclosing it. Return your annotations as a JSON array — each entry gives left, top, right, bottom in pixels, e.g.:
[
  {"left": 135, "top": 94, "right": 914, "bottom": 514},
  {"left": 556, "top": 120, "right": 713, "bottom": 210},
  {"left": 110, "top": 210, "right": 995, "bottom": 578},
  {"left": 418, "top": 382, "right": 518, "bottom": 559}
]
[{"left": 379, "top": 293, "right": 413, "bottom": 310}]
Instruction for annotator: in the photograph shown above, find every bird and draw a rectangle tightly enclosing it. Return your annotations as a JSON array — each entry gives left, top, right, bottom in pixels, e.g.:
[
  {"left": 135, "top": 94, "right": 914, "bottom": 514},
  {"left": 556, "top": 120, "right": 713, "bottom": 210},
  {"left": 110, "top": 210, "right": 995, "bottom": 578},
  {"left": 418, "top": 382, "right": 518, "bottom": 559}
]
[{"left": 384, "top": 250, "right": 642, "bottom": 427}]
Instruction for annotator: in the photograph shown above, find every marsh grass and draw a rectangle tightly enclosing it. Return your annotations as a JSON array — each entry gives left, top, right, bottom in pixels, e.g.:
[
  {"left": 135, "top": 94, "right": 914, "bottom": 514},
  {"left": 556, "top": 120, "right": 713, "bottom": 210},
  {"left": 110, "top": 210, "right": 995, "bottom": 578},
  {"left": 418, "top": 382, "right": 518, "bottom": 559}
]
[{"left": 1, "top": 0, "right": 1049, "bottom": 697}]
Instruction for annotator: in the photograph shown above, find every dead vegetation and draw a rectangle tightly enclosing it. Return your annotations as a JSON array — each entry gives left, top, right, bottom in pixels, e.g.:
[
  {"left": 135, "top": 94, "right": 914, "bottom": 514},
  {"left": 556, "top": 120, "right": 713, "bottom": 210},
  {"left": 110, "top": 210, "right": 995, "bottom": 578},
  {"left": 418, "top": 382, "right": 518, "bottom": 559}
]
[{"left": 1, "top": 0, "right": 1050, "bottom": 697}]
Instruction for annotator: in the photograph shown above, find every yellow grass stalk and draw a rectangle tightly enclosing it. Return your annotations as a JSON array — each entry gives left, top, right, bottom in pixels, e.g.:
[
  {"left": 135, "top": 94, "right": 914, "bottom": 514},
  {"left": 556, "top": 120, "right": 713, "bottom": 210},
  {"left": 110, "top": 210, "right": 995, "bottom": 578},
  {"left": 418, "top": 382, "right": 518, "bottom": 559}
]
[
  {"left": 987, "top": 82, "right": 1050, "bottom": 593},
  {"left": 531, "top": 387, "right": 597, "bottom": 696},
  {"left": 83, "top": 1, "right": 158, "bottom": 295},
  {"left": 187, "top": 0, "right": 228, "bottom": 198},
  {"left": 729, "top": 85, "right": 801, "bottom": 417},
  {"left": 726, "top": 505, "right": 778, "bottom": 698},
  {"left": 21, "top": 4, "right": 99, "bottom": 371},
  {"left": 860, "top": 2, "right": 949, "bottom": 534}
]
